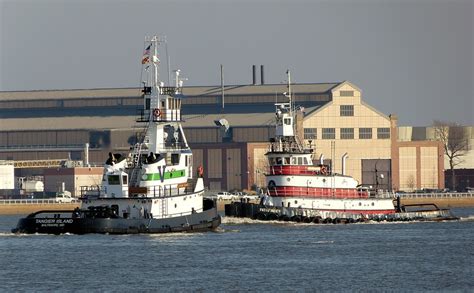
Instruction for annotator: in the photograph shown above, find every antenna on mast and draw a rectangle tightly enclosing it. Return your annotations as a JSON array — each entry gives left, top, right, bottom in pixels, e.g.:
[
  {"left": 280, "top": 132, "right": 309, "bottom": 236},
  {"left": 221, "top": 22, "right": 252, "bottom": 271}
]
[{"left": 284, "top": 69, "right": 292, "bottom": 114}]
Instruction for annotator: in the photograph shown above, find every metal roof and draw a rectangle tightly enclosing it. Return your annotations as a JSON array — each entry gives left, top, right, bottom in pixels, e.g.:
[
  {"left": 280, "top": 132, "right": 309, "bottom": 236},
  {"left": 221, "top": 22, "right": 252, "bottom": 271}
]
[{"left": 0, "top": 83, "right": 340, "bottom": 101}]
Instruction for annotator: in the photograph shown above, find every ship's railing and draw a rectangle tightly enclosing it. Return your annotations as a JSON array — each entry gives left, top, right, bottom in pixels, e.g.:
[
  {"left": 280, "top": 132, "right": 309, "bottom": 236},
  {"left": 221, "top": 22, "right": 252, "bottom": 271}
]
[
  {"left": 0, "top": 199, "right": 80, "bottom": 205},
  {"left": 268, "top": 186, "right": 369, "bottom": 198},
  {"left": 145, "top": 183, "right": 190, "bottom": 198},
  {"left": 268, "top": 165, "right": 324, "bottom": 176}
]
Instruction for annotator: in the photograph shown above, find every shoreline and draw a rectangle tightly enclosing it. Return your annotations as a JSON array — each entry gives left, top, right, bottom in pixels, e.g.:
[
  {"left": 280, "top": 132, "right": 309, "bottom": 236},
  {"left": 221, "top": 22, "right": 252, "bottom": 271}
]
[{"left": 1, "top": 198, "right": 473, "bottom": 215}]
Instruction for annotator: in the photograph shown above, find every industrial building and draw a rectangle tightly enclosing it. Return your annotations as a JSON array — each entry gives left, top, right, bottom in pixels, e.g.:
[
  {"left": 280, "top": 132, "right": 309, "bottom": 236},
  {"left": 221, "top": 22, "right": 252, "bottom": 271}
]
[{"left": 0, "top": 78, "right": 448, "bottom": 193}]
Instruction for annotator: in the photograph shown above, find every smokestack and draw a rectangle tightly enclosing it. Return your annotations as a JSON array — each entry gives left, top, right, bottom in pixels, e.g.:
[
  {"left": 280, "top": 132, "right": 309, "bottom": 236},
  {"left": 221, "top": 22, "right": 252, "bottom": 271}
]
[
  {"left": 260, "top": 65, "right": 264, "bottom": 85},
  {"left": 252, "top": 65, "right": 256, "bottom": 85},
  {"left": 84, "top": 143, "right": 89, "bottom": 167},
  {"left": 341, "top": 153, "right": 348, "bottom": 175}
]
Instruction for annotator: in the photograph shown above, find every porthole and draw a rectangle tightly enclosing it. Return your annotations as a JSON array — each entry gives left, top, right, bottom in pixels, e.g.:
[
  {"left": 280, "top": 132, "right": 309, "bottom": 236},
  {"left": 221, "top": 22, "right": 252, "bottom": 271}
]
[
  {"left": 371, "top": 202, "right": 374, "bottom": 206},
  {"left": 286, "top": 178, "right": 291, "bottom": 182},
  {"left": 175, "top": 203, "right": 177, "bottom": 208},
  {"left": 322, "top": 179, "right": 326, "bottom": 183},
  {"left": 359, "top": 202, "right": 362, "bottom": 206},
  {"left": 294, "top": 200, "right": 298, "bottom": 204}
]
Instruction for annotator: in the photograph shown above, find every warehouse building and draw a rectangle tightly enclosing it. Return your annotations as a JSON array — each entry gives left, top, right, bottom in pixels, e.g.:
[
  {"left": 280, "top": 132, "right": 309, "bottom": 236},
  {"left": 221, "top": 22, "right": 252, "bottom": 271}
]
[{"left": 0, "top": 81, "right": 445, "bottom": 192}]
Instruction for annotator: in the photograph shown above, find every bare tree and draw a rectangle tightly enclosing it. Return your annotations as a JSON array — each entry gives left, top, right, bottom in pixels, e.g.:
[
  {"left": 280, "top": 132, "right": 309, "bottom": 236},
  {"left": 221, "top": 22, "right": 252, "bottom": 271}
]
[
  {"left": 406, "top": 174, "right": 416, "bottom": 191},
  {"left": 433, "top": 120, "right": 469, "bottom": 190}
]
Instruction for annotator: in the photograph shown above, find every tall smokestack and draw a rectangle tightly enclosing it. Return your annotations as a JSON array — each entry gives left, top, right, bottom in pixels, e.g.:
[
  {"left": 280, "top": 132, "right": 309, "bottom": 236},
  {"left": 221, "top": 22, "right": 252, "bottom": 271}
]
[
  {"left": 252, "top": 65, "right": 256, "bottom": 85},
  {"left": 260, "top": 65, "right": 264, "bottom": 85},
  {"left": 341, "top": 153, "right": 348, "bottom": 175},
  {"left": 84, "top": 143, "right": 90, "bottom": 167}
]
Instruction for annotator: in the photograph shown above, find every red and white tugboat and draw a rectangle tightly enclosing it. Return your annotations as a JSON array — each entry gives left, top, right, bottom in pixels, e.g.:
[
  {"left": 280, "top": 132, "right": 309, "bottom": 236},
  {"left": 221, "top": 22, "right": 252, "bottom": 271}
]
[
  {"left": 225, "top": 72, "right": 457, "bottom": 223},
  {"left": 261, "top": 71, "right": 395, "bottom": 222}
]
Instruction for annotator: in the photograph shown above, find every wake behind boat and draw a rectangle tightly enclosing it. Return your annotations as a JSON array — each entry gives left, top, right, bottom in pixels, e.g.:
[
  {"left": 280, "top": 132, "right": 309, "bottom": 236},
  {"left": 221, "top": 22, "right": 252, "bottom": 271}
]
[{"left": 12, "top": 36, "right": 220, "bottom": 234}]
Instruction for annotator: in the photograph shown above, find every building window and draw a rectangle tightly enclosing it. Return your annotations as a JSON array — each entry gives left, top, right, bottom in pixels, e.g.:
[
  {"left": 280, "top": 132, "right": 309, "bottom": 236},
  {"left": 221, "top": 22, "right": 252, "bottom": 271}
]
[
  {"left": 340, "top": 105, "right": 354, "bottom": 116},
  {"left": 340, "top": 90, "right": 354, "bottom": 97},
  {"left": 304, "top": 128, "right": 317, "bottom": 139},
  {"left": 322, "top": 128, "right": 335, "bottom": 139},
  {"left": 359, "top": 128, "right": 372, "bottom": 139},
  {"left": 377, "top": 128, "right": 390, "bottom": 139},
  {"left": 340, "top": 128, "right": 354, "bottom": 139}
]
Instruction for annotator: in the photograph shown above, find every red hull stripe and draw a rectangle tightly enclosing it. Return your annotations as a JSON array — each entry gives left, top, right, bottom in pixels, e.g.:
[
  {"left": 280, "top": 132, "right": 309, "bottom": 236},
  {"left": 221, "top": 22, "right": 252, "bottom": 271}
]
[{"left": 269, "top": 186, "right": 370, "bottom": 199}]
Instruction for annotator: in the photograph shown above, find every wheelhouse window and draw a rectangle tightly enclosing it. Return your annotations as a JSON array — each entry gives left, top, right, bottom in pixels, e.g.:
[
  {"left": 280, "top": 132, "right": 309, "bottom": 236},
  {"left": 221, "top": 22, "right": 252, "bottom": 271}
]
[
  {"left": 340, "top": 105, "right": 354, "bottom": 116},
  {"left": 359, "top": 128, "right": 372, "bottom": 139},
  {"left": 108, "top": 175, "right": 120, "bottom": 185},
  {"left": 340, "top": 128, "right": 354, "bottom": 139},
  {"left": 322, "top": 128, "right": 335, "bottom": 139},
  {"left": 304, "top": 128, "right": 317, "bottom": 139},
  {"left": 284, "top": 118, "right": 292, "bottom": 125},
  {"left": 122, "top": 175, "right": 128, "bottom": 185},
  {"left": 377, "top": 128, "right": 390, "bottom": 139}
]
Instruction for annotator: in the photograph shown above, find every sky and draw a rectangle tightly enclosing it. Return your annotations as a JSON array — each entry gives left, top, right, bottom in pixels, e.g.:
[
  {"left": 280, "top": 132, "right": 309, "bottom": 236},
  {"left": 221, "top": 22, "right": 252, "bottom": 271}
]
[{"left": 0, "top": 0, "right": 472, "bottom": 126}]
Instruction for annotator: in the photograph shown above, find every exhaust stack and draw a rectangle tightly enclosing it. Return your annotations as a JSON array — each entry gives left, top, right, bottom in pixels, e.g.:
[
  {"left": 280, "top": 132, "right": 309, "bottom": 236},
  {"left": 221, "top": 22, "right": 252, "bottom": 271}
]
[
  {"left": 341, "top": 153, "right": 349, "bottom": 175},
  {"left": 84, "top": 143, "right": 90, "bottom": 167}
]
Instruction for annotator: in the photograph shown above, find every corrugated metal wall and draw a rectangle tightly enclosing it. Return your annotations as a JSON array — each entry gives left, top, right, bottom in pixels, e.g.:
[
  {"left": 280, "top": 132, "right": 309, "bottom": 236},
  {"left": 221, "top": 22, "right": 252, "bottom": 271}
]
[
  {"left": 184, "top": 128, "right": 220, "bottom": 143},
  {"left": 232, "top": 127, "right": 274, "bottom": 142},
  {"left": 207, "top": 149, "right": 222, "bottom": 179}
]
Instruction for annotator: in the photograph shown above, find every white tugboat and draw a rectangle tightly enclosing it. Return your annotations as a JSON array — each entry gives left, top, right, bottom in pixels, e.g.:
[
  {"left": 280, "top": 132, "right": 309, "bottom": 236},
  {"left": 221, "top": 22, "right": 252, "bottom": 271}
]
[{"left": 13, "top": 36, "right": 221, "bottom": 234}]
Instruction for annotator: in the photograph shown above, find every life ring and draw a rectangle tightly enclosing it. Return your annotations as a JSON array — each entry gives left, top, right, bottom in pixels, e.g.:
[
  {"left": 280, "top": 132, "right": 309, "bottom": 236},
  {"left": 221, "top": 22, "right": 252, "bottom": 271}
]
[
  {"left": 153, "top": 108, "right": 161, "bottom": 117},
  {"left": 320, "top": 166, "right": 327, "bottom": 175},
  {"left": 197, "top": 165, "right": 204, "bottom": 177}
]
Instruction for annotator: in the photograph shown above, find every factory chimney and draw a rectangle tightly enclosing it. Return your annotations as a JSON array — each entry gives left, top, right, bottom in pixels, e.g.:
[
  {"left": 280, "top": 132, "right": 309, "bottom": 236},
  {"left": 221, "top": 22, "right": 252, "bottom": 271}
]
[
  {"left": 260, "top": 65, "right": 265, "bottom": 85},
  {"left": 252, "top": 65, "right": 257, "bottom": 85}
]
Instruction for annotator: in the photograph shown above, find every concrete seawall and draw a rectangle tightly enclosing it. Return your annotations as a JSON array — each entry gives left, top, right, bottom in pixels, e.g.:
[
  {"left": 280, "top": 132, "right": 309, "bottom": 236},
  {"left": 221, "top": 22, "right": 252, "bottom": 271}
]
[{"left": 0, "top": 203, "right": 80, "bottom": 215}]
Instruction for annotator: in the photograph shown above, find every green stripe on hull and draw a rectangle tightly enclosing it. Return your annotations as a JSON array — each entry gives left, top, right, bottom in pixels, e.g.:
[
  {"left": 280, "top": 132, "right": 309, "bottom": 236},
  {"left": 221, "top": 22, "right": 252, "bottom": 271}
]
[{"left": 144, "top": 170, "right": 186, "bottom": 181}]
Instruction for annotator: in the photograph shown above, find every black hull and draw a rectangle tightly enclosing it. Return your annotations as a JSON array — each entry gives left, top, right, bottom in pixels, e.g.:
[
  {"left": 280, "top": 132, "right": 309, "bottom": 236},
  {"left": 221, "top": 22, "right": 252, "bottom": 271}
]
[{"left": 12, "top": 208, "right": 221, "bottom": 235}]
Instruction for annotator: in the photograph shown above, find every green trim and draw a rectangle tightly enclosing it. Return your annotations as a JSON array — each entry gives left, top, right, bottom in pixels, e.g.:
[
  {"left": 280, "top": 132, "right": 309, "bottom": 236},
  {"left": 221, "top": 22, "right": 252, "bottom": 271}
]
[{"left": 144, "top": 169, "right": 186, "bottom": 181}]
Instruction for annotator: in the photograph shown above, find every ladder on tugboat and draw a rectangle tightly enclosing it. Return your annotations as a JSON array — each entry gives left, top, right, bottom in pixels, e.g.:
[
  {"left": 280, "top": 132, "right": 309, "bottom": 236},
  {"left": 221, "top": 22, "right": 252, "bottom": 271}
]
[
  {"left": 128, "top": 121, "right": 150, "bottom": 187},
  {"left": 128, "top": 143, "right": 143, "bottom": 187},
  {"left": 161, "top": 198, "right": 167, "bottom": 218}
]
